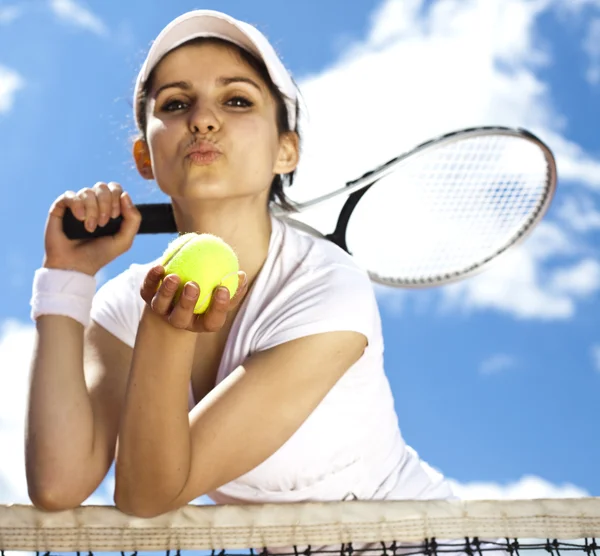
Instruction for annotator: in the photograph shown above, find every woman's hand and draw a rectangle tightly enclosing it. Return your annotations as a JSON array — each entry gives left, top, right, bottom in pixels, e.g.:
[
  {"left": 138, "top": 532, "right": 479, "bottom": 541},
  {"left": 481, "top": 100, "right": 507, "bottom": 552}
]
[
  {"left": 43, "top": 182, "right": 141, "bottom": 276},
  {"left": 140, "top": 265, "right": 248, "bottom": 333}
]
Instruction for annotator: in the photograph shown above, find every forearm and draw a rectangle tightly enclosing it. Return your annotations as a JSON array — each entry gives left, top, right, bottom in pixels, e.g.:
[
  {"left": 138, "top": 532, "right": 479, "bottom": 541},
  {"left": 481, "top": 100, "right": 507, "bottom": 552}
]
[
  {"left": 26, "top": 316, "right": 97, "bottom": 506},
  {"left": 115, "top": 307, "right": 196, "bottom": 514}
]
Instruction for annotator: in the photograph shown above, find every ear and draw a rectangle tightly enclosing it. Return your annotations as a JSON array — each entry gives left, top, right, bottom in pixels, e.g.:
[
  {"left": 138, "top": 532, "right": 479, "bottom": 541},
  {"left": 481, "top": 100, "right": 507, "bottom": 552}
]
[
  {"left": 273, "top": 131, "right": 300, "bottom": 175},
  {"left": 133, "top": 139, "right": 154, "bottom": 180}
]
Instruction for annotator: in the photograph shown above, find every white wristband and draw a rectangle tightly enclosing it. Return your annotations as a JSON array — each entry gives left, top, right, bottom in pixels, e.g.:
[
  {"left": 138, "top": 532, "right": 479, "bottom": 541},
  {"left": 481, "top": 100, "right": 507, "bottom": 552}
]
[{"left": 30, "top": 268, "right": 97, "bottom": 328}]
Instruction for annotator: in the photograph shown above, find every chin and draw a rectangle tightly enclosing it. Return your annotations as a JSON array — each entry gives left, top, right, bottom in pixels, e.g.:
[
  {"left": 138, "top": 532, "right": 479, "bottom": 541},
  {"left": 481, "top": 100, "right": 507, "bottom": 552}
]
[
  {"left": 158, "top": 174, "right": 269, "bottom": 203},
  {"left": 158, "top": 178, "right": 228, "bottom": 199}
]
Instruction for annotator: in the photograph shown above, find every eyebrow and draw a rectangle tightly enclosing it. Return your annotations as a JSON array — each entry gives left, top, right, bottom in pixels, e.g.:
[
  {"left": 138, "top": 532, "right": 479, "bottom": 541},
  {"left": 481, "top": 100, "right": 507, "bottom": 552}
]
[{"left": 154, "top": 76, "right": 263, "bottom": 98}]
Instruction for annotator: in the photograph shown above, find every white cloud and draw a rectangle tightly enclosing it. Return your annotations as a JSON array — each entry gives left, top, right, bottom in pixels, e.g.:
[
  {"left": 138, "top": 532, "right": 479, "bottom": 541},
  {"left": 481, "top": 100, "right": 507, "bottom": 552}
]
[
  {"left": 591, "top": 344, "right": 600, "bottom": 373},
  {"left": 479, "top": 354, "right": 516, "bottom": 375},
  {"left": 583, "top": 17, "right": 600, "bottom": 84},
  {"left": 450, "top": 475, "right": 590, "bottom": 499},
  {"left": 550, "top": 258, "right": 600, "bottom": 297},
  {"left": 49, "top": 0, "right": 107, "bottom": 36},
  {"left": 292, "top": 0, "right": 600, "bottom": 320},
  {"left": 558, "top": 195, "right": 600, "bottom": 233},
  {"left": 0, "top": 66, "right": 24, "bottom": 114},
  {"left": 294, "top": 0, "right": 599, "bottom": 195},
  {"left": 0, "top": 5, "right": 21, "bottom": 24},
  {"left": 0, "top": 321, "right": 35, "bottom": 503},
  {"left": 438, "top": 222, "right": 593, "bottom": 320},
  {"left": 0, "top": 320, "right": 112, "bottom": 505}
]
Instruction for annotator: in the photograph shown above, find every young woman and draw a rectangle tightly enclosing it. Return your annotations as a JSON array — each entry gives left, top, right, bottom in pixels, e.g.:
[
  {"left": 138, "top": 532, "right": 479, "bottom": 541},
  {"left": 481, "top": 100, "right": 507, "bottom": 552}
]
[{"left": 26, "top": 10, "right": 454, "bottom": 518}]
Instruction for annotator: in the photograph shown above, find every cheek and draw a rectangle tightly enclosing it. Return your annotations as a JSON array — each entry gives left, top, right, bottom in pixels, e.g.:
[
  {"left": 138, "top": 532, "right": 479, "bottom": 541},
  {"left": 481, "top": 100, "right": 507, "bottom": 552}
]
[
  {"left": 235, "top": 117, "right": 280, "bottom": 160},
  {"left": 145, "top": 118, "right": 171, "bottom": 162}
]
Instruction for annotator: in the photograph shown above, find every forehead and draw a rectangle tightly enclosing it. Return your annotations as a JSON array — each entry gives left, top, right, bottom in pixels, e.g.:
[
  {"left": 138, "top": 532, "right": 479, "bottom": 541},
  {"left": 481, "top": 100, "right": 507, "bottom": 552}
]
[{"left": 151, "top": 41, "right": 265, "bottom": 88}]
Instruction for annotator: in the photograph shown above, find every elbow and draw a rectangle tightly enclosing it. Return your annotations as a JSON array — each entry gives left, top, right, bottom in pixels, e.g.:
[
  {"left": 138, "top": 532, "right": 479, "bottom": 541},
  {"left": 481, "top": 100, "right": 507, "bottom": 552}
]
[
  {"left": 113, "top": 472, "right": 199, "bottom": 518},
  {"left": 26, "top": 463, "right": 95, "bottom": 512},
  {"left": 113, "top": 482, "right": 173, "bottom": 518},
  {"left": 113, "top": 457, "right": 198, "bottom": 517},
  {"left": 28, "top": 484, "right": 85, "bottom": 512},
  {"left": 113, "top": 491, "right": 169, "bottom": 518}
]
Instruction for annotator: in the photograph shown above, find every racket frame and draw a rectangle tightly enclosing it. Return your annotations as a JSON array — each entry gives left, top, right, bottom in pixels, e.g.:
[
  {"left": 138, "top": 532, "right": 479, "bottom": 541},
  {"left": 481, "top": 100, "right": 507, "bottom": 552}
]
[{"left": 278, "top": 126, "right": 558, "bottom": 288}]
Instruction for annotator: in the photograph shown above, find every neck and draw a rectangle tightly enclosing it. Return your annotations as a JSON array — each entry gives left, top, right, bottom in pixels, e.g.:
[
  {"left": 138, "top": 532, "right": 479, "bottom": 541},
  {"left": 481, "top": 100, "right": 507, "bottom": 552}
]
[{"left": 170, "top": 197, "right": 273, "bottom": 287}]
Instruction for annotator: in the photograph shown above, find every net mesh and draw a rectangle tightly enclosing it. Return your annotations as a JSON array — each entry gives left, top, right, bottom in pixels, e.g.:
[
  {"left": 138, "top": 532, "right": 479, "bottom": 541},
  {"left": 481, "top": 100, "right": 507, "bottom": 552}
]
[{"left": 1, "top": 498, "right": 599, "bottom": 556}]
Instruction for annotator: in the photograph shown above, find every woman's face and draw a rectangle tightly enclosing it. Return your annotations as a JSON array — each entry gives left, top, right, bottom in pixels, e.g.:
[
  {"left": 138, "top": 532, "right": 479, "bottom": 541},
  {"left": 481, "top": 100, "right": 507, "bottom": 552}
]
[{"left": 140, "top": 41, "right": 297, "bottom": 204}]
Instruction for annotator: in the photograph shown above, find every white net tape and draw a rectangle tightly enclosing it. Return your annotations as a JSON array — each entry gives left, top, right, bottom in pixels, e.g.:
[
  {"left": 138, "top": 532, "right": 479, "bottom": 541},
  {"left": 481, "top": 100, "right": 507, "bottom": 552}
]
[{"left": 0, "top": 498, "right": 599, "bottom": 552}]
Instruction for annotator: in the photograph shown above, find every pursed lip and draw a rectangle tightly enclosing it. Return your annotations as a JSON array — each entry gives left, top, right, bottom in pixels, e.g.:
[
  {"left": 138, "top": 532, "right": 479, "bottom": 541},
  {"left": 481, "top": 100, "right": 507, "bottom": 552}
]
[{"left": 184, "top": 140, "right": 223, "bottom": 158}]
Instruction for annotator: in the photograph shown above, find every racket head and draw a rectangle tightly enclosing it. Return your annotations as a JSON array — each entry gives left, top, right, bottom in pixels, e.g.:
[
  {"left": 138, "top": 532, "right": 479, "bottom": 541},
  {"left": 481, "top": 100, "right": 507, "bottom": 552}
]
[{"left": 283, "top": 127, "right": 557, "bottom": 288}]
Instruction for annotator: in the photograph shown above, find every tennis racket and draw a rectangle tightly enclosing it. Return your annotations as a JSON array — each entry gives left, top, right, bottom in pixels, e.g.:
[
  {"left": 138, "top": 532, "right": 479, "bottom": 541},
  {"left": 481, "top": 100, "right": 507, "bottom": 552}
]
[{"left": 62, "top": 126, "right": 557, "bottom": 288}]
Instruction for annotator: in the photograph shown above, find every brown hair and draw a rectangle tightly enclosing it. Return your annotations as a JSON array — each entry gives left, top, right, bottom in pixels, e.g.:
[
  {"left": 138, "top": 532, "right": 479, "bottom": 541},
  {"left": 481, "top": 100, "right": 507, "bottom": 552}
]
[{"left": 135, "top": 37, "right": 300, "bottom": 212}]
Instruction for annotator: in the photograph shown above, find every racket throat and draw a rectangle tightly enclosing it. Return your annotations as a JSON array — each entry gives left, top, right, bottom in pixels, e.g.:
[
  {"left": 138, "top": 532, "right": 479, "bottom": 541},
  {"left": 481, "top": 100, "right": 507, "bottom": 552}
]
[{"left": 326, "top": 183, "right": 374, "bottom": 255}]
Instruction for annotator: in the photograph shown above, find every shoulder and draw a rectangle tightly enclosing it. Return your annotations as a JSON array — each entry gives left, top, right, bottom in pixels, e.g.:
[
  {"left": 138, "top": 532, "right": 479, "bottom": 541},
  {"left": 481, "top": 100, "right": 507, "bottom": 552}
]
[
  {"left": 273, "top": 214, "right": 369, "bottom": 272},
  {"left": 248, "top": 217, "right": 380, "bottom": 352},
  {"left": 275, "top": 215, "right": 375, "bottom": 298}
]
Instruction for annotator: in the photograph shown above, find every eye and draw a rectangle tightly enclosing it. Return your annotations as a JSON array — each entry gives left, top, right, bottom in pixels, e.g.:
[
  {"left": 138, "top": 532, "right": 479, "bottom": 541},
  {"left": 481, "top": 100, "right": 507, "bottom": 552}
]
[
  {"left": 226, "top": 96, "right": 254, "bottom": 108},
  {"left": 161, "top": 99, "right": 189, "bottom": 112}
]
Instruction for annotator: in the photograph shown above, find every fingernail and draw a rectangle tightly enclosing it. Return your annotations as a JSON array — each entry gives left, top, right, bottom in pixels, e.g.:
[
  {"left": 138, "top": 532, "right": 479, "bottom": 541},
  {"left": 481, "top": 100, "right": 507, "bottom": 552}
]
[
  {"left": 164, "top": 276, "right": 178, "bottom": 291},
  {"left": 216, "top": 287, "right": 229, "bottom": 301},
  {"left": 86, "top": 218, "right": 96, "bottom": 231},
  {"left": 184, "top": 283, "right": 199, "bottom": 298}
]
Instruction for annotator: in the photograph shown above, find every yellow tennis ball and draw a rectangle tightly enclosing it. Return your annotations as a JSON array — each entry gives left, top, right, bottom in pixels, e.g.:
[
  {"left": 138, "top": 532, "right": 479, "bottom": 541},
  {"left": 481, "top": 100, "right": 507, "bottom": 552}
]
[{"left": 160, "top": 233, "right": 239, "bottom": 314}]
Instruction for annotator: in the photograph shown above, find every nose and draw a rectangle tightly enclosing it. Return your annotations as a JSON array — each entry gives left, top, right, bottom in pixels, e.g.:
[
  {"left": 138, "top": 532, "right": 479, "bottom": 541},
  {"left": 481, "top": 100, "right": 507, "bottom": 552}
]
[{"left": 188, "top": 101, "right": 220, "bottom": 135}]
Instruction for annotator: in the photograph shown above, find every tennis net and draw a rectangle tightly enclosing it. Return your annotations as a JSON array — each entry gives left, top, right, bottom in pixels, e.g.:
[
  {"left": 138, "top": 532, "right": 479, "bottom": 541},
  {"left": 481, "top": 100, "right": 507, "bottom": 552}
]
[{"left": 1, "top": 498, "right": 599, "bottom": 556}]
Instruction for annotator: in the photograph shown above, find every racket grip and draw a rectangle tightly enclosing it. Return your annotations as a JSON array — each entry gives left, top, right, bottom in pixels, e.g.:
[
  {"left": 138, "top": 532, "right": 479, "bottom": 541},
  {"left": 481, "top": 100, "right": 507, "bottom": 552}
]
[{"left": 62, "top": 203, "right": 178, "bottom": 239}]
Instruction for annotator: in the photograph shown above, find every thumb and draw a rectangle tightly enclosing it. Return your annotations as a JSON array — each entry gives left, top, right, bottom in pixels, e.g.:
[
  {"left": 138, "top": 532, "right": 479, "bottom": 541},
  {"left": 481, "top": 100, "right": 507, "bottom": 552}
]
[{"left": 45, "top": 192, "right": 81, "bottom": 240}]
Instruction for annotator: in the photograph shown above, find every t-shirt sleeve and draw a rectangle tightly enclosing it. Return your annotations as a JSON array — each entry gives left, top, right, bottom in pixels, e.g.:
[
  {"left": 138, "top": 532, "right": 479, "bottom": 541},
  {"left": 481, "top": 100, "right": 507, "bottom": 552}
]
[
  {"left": 253, "top": 262, "right": 380, "bottom": 352},
  {"left": 90, "top": 263, "right": 149, "bottom": 348}
]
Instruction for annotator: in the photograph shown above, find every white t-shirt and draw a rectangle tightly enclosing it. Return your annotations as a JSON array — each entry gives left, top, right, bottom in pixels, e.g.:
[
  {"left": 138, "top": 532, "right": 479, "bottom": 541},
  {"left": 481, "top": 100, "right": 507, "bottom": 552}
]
[{"left": 91, "top": 215, "right": 454, "bottom": 504}]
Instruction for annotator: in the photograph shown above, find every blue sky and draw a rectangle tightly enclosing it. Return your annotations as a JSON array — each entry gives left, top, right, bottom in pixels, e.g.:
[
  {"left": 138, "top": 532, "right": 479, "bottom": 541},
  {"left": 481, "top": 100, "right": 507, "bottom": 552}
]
[{"left": 0, "top": 0, "right": 599, "bottom": 505}]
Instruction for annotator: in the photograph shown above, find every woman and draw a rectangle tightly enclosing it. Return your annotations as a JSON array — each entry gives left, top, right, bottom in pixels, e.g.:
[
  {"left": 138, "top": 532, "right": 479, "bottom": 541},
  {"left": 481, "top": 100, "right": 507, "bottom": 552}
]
[{"left": 26, "top": 10, "right": 453, "bottom": 517}]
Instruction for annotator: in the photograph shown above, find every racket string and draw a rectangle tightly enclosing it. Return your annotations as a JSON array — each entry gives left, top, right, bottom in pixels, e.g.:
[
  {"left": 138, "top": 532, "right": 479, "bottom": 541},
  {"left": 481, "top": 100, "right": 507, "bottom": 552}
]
[{"left": 343, "top": 133, "right": 554, "bottom": 286}]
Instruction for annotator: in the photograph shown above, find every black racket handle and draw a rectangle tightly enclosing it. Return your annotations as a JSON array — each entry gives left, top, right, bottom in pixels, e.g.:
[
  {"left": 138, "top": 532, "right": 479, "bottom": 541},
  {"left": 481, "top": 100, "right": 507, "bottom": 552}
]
[{"left": 62, "top": 203, "right": 177, "bottom": 239}]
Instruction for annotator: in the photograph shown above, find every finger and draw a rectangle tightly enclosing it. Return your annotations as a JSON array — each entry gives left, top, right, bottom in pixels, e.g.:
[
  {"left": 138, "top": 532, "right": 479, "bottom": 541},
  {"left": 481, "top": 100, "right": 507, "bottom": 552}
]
[
  {"left": 91, "top": 192, "right": 141, "bottom": 259},
  {"left": 200, "top": 287, "right": 231, "bottom": 333},
  {"left": 168, "top": 281, "right": 200, "bottom": 329},
  {"left": 102, "top": 192, "right": 141, "bottom": 254},
  {"left": 140, "top": 265, "right": 165, "bottom": 304},
  {"left": 93, "top": 182, "right": 112, "bottom": 227},
  {"left": 64, "top": 191, "right": 86, "bottom": 220},
  {"left": 229, "top": 272, "right": 249, "bottom": 309},
  {"left": 78, "top": 188, "right": 100, "bottom": 233},
  {"left": 107, "top": 182, "right": 123, "bottom": 219},
  {"left": 115, "top": 192, "right": 141, "bottom": 239},
  {"left": 150, "top": 274, "right": 180, "bottom": 316}
]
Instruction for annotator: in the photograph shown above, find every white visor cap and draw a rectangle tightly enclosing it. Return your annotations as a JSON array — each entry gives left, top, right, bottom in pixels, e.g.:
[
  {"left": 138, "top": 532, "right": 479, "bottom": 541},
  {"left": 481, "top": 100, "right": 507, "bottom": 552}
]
[{"left": 133, "top": 10, "right": 298, "bottom": 132}]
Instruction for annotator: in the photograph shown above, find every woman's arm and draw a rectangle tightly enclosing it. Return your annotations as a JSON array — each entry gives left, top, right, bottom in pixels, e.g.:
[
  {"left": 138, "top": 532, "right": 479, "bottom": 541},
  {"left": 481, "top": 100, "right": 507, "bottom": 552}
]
[
  {"left": 26, "top": 183, "right": 141, "bottom": 510},
  {"left": 114, "top": 304, "right": 366, "bottom": 517},
  {"left": 26, "top": 318, "right": 132, "bottom": 510}
]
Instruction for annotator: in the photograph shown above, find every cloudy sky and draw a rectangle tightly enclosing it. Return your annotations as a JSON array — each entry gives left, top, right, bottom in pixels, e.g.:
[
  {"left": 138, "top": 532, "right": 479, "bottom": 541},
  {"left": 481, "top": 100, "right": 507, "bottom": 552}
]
[{"left": 0, "top": 0, "right": 598, "bottom": 507}]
